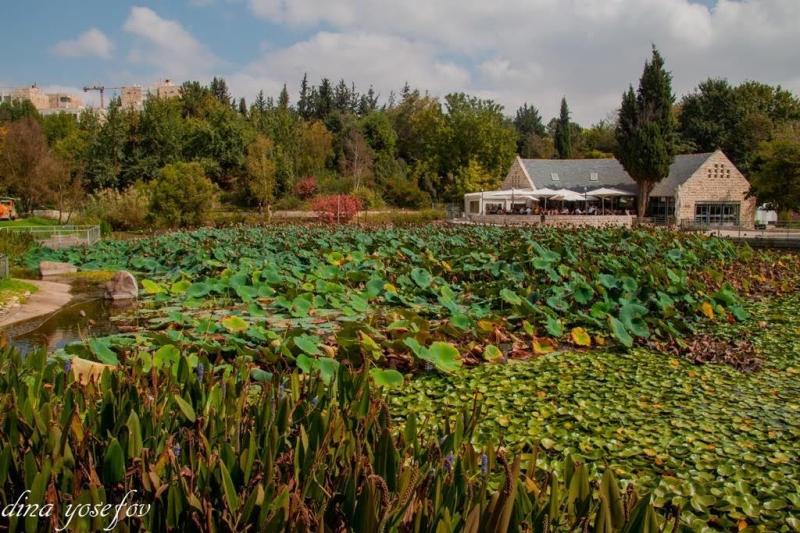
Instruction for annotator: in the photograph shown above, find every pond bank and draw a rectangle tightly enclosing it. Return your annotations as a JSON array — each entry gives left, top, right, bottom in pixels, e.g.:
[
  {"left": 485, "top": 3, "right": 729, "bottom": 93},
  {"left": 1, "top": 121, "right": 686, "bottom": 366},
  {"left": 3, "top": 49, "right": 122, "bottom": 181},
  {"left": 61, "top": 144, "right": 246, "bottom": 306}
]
[{"left": 0, "top": 279, "right": 71, "bottom": 328}]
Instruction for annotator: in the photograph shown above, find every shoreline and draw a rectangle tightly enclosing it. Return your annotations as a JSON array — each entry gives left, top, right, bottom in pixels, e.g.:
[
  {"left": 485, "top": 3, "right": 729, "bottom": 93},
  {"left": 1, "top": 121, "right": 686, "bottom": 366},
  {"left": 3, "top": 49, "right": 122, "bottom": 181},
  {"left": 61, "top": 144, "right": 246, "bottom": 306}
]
[{"left": 0, "top": 279, "right": 73, "bottom": 328}]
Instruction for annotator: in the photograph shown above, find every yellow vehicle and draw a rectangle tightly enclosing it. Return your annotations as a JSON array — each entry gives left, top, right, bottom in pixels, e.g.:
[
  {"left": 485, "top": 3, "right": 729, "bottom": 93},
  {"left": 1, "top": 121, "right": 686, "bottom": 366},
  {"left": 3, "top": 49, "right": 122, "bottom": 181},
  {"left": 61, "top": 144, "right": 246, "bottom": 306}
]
[{"left": 0, "top": 197, "right": 19, "bottom": 220}]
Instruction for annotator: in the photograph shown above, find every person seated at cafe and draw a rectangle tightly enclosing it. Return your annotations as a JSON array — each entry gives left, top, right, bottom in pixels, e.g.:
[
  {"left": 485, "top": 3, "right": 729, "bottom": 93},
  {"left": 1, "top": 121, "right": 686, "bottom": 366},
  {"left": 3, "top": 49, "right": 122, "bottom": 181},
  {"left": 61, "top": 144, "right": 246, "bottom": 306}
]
[{"left": 574, "top": 207, "right": 583, "bottom": 215}]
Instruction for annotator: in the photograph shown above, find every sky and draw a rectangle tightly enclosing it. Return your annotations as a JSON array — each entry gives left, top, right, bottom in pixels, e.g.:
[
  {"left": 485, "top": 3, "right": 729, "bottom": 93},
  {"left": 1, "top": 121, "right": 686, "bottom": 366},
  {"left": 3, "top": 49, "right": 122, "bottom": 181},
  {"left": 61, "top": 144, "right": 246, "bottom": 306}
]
[{"left": 1, "top": 0, "right": 798, "bottom": 124}]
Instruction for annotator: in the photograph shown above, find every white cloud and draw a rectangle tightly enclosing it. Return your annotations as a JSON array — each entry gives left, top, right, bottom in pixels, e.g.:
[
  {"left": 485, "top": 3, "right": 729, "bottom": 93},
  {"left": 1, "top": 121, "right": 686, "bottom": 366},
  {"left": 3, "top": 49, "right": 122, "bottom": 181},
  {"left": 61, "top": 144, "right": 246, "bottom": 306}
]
[
  {"left": 51, "top": 28, "right": 114, "bottom": 59},
  {"left": 229, "top": 31, "right": 470, "bottom": 107},
  {"left": 123, "top": 6, "right": 218, "bottom": 78},
  {"left": 244, "top": 0, "right": 800, "bottom": 123}
]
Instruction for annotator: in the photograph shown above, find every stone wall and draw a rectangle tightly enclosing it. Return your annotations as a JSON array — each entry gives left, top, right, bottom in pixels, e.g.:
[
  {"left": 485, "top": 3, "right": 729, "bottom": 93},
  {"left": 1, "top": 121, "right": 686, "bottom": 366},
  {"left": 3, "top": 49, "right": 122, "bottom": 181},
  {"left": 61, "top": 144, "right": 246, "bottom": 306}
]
[
  {"left": 675, "top": 151, "right": 757, "bottom": 229},
  {"left": 501, "top": 158, "right": 531, "bottom": 190},
  {"left": 466, "top": 214, "right": 634, "bottom": 227}
]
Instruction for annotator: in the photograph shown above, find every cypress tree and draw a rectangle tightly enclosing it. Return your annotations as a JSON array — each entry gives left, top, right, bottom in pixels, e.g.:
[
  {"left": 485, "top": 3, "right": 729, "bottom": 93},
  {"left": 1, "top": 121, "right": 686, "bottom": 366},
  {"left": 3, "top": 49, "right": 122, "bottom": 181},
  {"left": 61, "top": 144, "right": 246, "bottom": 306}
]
[
  {"left": 615, "top": 46, "right": 675, "bottom": 218},
  {"left": 278, "top": 84, "right": 290, "bottom": 109},
  {"left": 554, "top": 97, "right": 572, "bottom": 159},
  {"left": 298, "top": 74, "right": 311, "bottom": 119}
]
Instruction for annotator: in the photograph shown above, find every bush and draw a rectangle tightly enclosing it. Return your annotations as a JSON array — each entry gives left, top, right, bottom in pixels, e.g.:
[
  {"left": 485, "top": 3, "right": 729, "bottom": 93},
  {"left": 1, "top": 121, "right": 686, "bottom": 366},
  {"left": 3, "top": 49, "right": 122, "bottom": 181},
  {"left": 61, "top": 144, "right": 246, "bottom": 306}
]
[
  {"left": 149, "top": 162, "right": 218, "bottom": 229},
  {"left": 311, "top": 194, "right": 362, "bottom": 223},
  {"left": 0, "top": 232, "right": 36, "bottom": 259},
  {"left": 382, "top": 177, "right": 431, "bottom": 209},
  {"left": 78, "top": 184, "right": 152, "bottom": 231},
  {"left": 293, "top": 176, "right": 318, "bottom": 199},
  {"left": 352, "top": 187, "right": 385, "bottom": 210}
]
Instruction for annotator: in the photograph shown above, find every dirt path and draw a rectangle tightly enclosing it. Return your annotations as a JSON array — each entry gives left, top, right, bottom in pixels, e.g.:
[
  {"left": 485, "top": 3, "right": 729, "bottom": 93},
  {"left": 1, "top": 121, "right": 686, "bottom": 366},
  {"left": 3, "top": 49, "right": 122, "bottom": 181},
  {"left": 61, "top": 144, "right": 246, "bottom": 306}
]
[{"left": 0, "top": 280, "right": 72, "bottom": 328}]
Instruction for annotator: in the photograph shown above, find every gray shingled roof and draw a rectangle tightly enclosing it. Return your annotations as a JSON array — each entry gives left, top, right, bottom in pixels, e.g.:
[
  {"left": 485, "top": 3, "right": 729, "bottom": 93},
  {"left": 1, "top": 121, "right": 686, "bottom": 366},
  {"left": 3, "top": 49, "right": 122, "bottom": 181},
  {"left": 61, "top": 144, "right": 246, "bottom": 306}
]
[
  {"left": 519, "top": 153, "right": 714, "bottom": 196},
  {"left": 650, "top": 153, "right": 713, "bottom": 196}
]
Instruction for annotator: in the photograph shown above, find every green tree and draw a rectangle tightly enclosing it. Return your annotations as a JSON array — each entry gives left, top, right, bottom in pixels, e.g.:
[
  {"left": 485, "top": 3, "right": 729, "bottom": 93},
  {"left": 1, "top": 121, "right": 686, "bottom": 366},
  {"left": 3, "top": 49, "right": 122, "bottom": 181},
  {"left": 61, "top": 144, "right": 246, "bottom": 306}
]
[
  {"left": 210, "top": 77, "right": 232, "bottom": 107},
  {"left": 0, "top": 100, "right": 41, "bottom": 124},
  {"left": 85, "top": 99, "right": 130, "bottom": 190},
  {"left": 513, "top": 103, "right": 546, "bottom": 157},
  {"left": 750, "top": 126, "right": 800, "bottom": 213},
  {"left": 455, "top": 158, "right": 498, "bottom": 194},
  {"left": 296, "top": 120, "right": 333, "bottom": 177},
  {"left": 298, "top": 74, "right": 312, "bottom": 120},
  {"left": 440, "top": 93, "right": 517, "bottom": 199},
  {"left": 615, "top": 47, "right": 676, "bottom": 217},
  {"left": 245, "top": 135, "right": 277, "bottom": 211},
  {"left": 149, "top": 161, "right": 218, "bottom": 228},
  {"left": 554, "top": 97, "right": 573, "bottom": 159}
]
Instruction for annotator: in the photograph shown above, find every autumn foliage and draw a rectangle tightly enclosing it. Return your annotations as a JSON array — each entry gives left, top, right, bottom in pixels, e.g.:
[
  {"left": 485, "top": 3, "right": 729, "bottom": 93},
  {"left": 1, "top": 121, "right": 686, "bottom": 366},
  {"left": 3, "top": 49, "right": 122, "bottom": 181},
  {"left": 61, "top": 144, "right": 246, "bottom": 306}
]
[
  {"left": 311, "top": 194, "right": 362, "bottom": 223},
  {"left": 294, "top": 176, "right": 318, "bottom": 199}
]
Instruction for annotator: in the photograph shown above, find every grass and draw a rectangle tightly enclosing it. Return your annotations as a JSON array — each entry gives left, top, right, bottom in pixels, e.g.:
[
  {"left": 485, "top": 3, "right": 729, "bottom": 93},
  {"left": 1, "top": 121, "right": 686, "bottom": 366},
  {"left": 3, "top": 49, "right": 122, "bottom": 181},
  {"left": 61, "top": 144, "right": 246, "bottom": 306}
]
[
  {"left": 0, "top": 278, "right": 39, "bottom": 306},
  {"left": 0, "top": 216, "right": 60, "bottom": 228}
]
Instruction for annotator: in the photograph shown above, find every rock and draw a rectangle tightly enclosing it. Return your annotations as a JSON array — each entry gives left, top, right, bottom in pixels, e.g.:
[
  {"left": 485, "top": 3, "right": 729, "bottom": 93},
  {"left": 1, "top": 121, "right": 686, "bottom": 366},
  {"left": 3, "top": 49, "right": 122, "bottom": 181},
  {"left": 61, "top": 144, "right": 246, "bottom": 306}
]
[
  {"left": 39, "top": 261, "right": 77, "bottom": 277},
  {"left": 104, "top": 271, "right": 138, "bottom": 300}
]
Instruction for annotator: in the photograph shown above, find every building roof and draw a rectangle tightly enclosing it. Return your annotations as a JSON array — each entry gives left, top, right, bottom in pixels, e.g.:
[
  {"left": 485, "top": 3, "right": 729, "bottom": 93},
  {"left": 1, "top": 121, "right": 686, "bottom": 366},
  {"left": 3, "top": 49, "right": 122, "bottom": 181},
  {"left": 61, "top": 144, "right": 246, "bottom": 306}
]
[
  {"left": 517, "top": 152, "right": 715, "bottom": 196},
  {"left": 520, "top": 158, "right": 637, "bottom": 193},
  {"left": 650, "top": 152, "right": 714, "bottom": 196}
]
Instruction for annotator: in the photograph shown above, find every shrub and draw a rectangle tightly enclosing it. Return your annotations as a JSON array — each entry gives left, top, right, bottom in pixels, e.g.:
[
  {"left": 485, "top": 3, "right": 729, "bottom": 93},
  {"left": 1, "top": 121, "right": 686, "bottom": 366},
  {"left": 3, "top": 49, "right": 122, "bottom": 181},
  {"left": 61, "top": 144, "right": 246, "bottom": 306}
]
[
  {"left": 149, "top": 162, "right": 218, "bottom": 229},
  {"left": 311, "top": 194, "right": 362, "bottom": 223},
  {"left": 293, "top": 176, "right": 318, "bottom": 199},
  {"left": 382, "top": 177, "right": 431, "bottom": 209},
  {"left": 79, "top": 184, "right": 151, "bottom": 231},
  {"left": 0, "top": 232, "right": 36, "bottom": 260},
  {"left": 351, "top": 186, "right": 385, "bottom": 210}
]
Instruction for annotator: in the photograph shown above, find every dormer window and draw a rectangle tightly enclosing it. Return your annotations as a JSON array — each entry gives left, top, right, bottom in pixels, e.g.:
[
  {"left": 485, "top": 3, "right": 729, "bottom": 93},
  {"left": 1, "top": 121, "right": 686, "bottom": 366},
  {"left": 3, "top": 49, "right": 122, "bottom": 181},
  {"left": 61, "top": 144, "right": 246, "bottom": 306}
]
[
  {"left": 551, "top": 172, "right": 560, "bottom": 181},
  {"left": 590, "top": 172, "right": 599, "bottom": 181}
]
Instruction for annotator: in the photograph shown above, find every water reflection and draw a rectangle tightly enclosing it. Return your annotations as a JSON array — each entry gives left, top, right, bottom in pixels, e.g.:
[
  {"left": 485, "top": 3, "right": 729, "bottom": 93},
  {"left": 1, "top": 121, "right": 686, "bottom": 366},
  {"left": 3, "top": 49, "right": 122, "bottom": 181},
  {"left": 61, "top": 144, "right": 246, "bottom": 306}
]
[{"left": 1, "top": 279, "right": 134, "bottom": 356}]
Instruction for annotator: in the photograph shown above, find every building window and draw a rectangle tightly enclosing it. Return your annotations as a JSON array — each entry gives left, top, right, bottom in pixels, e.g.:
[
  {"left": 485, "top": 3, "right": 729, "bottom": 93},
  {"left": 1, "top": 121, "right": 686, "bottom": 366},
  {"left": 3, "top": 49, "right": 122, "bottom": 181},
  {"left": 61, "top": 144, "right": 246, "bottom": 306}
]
[
  {"left": 646, "top": 196, "right": 675, "bottom": 222},
  {"left": 590, "top": 172, "right": 599, "bottom": 181},
  {"left": 551, "top": 172, "right": 560, "bottom": 181},
  {"left": 694, "top": 202, "right": 740, "bottom": 226},
  {"left": 469, "top": 200, "right": 480, "bottom": 214}
]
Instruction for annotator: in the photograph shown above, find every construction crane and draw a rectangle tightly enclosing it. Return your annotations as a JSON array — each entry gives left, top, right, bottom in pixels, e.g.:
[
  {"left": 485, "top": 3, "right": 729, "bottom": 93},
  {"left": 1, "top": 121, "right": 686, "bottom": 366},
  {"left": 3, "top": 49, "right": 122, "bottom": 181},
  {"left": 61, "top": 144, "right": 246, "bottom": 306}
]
[{"left": 82, "top": 85, "right": 121, "bottom": 109}]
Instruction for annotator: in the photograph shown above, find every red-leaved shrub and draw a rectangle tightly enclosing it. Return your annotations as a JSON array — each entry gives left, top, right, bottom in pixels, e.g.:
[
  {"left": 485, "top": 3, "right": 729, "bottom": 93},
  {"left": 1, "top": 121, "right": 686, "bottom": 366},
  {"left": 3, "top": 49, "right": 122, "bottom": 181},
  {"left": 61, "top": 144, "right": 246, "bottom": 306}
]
[
  {"left": 311, "top": 194, "right": 362, "bottom": 224},
  {"left": 294, "top": 176, "right": 318, "bottom": 200}
]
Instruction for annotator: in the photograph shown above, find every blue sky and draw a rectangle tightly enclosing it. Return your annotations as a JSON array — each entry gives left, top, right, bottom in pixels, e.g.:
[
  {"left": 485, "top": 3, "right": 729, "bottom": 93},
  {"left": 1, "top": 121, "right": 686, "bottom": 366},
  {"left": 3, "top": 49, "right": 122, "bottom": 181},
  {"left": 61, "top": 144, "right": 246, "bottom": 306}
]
[{"left": 1, "top": 0, "right": 798, "bottom": 123}]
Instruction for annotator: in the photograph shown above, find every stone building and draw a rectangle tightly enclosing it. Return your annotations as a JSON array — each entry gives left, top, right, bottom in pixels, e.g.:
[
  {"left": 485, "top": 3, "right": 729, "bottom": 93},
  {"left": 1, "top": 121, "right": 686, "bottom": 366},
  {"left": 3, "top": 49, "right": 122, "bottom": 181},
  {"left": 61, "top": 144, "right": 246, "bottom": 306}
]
[{"left": 497, "top": 150, "right": 755, "bottom": 227}]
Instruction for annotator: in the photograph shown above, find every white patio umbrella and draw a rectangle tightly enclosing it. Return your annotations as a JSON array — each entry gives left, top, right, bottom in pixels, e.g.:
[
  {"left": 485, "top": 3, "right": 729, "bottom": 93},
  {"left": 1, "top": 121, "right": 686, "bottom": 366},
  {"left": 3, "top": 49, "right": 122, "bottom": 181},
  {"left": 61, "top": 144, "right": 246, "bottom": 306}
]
[
  {"left": 588, "top": 187, "right": 632, "bottom": 213},
  {"left": 551, "top": 189, "right": 596, "bottom": 202},
  {"left": 551, "top": 189, "right": 598, "bottom": 213},
  {"left": 527, "top": 188, "right": 560, "bottom": 210}
]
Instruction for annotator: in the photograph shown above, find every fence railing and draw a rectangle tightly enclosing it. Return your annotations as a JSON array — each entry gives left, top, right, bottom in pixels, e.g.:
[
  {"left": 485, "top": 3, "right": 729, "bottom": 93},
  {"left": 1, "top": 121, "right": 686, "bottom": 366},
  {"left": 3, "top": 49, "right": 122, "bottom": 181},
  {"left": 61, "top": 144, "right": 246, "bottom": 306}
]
[
  {"left": 679, "top": 219, "right": 800, "bottom": 240},
  {"left": 0, "top": 225, "right": 101, "bottom": 249},
  {"left": 0, "top": 254, "right": 8, "bottom": 279}
]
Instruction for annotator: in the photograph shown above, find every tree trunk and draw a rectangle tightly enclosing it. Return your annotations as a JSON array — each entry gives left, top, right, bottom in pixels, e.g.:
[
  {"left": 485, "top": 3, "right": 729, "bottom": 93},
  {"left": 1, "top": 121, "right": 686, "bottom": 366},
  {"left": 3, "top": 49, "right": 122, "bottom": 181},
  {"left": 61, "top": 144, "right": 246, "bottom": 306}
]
[{"left": 637, "top": 181, "right": 654, "bottom": 220}]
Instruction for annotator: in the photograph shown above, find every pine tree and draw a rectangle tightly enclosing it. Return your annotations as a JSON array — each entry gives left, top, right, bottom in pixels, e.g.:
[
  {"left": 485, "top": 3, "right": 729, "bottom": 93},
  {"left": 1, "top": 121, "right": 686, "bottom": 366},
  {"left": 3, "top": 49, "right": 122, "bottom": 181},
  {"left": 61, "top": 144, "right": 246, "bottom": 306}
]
[
  {"left": 298, "top": 74, "right": 311, "bottom": 119},
  {"left": 554, "top": 97, "right": 572, "bottom": 159},
  {"left": 210, "top": 77, "right": 232, "bottom": 106},
  {"left": 238, "top": 97, "right": 247, "bottom": 116},
  {"left": 334, "top": 79, "right": 351, "bottom": 113},
  {"left": 315, "top": 78, "right": 333, "bottom": 120},
  {"left": 253, "top": 90, "right": 267, "bottom": 115},
  {"left": 615, "top": 46, "right": 676, "bottom": 218},
  {"left": 278, "top": 84, "right": 290, "bottom": 109}
]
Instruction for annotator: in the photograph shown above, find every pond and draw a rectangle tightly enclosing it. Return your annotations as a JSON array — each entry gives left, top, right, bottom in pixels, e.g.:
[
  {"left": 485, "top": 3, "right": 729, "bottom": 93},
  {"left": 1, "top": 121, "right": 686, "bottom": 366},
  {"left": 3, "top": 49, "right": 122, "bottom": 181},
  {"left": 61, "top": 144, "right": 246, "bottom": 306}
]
[{"left": 0, "top": 277, "right": 133, "bottom": 356}]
